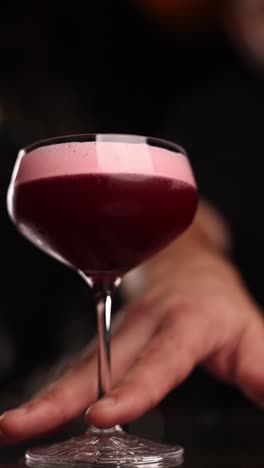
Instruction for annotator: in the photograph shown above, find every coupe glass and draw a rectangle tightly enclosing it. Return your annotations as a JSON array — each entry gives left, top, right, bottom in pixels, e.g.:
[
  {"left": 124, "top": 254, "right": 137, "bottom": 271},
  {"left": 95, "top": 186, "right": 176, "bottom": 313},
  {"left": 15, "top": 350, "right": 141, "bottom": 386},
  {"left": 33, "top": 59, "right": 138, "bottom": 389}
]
[{"left": 7, "top": 134, "right": 198, "bottom": 466}]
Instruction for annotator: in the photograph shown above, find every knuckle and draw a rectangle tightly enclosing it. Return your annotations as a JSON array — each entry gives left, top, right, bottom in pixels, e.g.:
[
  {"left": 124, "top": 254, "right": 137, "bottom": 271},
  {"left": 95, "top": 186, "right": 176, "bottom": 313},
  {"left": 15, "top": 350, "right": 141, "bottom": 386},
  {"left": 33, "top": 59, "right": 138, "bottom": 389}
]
[
  {"left": 163, "top": 298, "right": 196, "bottom": 325},
  {"left": 140, "top": 374, "right": 163, "bottom": 408}
]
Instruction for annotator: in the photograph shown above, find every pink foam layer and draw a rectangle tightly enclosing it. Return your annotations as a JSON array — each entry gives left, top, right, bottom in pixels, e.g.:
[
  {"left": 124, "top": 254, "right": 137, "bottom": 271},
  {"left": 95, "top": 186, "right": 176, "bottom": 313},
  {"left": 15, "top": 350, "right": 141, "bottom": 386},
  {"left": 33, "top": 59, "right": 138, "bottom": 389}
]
[{"left": 15, "top": 141, "right": 196, "bottom": 187}]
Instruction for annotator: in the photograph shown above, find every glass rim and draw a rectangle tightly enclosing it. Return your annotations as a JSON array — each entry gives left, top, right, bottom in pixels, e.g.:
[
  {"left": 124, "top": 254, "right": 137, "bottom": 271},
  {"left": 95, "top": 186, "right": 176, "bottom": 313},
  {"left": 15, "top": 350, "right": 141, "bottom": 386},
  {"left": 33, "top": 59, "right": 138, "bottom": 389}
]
[{"left": 22, "top": 133, "right": 187, "bottom": 157}]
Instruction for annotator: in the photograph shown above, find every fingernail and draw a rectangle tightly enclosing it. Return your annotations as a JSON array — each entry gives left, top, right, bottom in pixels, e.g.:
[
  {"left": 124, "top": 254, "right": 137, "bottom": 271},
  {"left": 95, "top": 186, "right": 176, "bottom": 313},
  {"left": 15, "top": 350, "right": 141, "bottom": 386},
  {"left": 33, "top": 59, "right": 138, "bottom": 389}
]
[
  {"left": 0, "top": 405, "right": 30, "bottom": 420},
  {"left": 89, "top": 396, "right": 117, "bottom": 412},
  {"left": 0, "top": 412, "right": 8, "bottom": 421},
  {"left": 12, "top": 407, "right": 29, "bottom": 417}
]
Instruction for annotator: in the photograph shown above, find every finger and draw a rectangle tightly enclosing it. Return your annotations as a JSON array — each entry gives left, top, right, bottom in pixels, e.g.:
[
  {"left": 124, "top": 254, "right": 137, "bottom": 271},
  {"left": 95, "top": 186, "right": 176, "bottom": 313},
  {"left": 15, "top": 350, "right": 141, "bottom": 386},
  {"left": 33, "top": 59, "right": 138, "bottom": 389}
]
[
  {"left": 202, "top": 301, "right": 264, "bottom": 400},
  {"left": 233, "top": 317, "right": 264, "bottom": 406},
  {"left": 0, "top": 353, "right": 97, "bottom": 444},
  {"left": 0, "top": 299, "right": 159, "bottom": 444},
  {"left": 87, "top": 306, "right": 216, "bottom": 428}
]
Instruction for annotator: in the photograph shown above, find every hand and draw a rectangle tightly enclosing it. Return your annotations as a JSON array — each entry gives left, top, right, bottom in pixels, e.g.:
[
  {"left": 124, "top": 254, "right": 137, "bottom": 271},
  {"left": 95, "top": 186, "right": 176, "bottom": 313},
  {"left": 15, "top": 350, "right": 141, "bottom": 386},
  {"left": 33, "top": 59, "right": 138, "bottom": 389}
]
[{"left": 1, "top": 202, "right": 264, "bottom": 444}]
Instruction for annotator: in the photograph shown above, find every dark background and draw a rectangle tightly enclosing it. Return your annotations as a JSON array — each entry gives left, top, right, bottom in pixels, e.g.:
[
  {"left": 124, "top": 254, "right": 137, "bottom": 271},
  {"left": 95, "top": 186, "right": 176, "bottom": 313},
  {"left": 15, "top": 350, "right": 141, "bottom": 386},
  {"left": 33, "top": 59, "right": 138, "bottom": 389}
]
[{"left": 0, "top": 1, "right": 264, "bottom": 462}]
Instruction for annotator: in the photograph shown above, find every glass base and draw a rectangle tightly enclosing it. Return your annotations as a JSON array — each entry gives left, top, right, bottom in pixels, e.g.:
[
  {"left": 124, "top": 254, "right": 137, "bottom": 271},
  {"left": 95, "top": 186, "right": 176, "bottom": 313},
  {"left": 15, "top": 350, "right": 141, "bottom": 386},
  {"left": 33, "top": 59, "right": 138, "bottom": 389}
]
[{"left": 25, "top": 425, "right": 183, "bottom": 467}]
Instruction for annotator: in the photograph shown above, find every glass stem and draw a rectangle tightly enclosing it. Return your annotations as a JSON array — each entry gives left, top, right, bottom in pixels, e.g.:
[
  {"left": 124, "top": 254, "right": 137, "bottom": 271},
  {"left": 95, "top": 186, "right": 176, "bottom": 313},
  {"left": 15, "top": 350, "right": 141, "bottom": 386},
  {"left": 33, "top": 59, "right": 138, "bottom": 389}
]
[
  {"left": 80, "top": 274, "right": 122, "bottom": 433},
  {"left": 96, "top": 286, "right": 112, "bottom": 399}
]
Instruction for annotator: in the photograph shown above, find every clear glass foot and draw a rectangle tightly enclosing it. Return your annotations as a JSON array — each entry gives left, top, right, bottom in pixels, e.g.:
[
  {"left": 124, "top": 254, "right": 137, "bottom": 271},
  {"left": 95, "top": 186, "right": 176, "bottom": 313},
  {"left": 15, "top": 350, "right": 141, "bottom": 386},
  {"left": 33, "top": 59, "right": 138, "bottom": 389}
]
[{"left": 25, "top": 425, "right": 183, "bottom": 467}]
